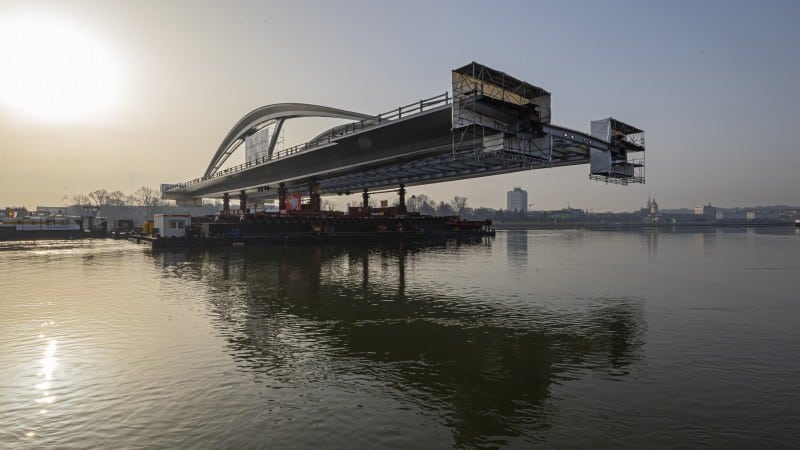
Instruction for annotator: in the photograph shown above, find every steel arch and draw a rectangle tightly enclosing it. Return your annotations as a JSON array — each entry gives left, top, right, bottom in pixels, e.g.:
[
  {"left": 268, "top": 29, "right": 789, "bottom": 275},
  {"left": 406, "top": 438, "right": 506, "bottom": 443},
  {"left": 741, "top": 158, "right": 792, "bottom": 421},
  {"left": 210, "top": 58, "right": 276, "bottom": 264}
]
[{"left": 204, "top": 103, "right": 372, "bottom": 178}]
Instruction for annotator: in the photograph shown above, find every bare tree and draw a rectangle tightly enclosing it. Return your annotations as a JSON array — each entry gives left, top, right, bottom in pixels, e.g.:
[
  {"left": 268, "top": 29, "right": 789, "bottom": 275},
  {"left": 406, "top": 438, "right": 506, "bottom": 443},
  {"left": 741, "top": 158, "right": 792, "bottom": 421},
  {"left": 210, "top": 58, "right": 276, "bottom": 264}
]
[
  {"left": 88, "top": 189, "right": 109, "bottom": 206},
  {"left": 436, "top": 201, "right": 455, "bottom": 216},
  {"left": 133, "top": 186, "right": 161, "bottom": 207},
  {"left": 452, "top": 196, "right": 468, "bottom": 214},
  {"left": 107, "top": 190, "right": 127, "bottom": 206},
  {"left": 71, "top": 194, "right": 90, "bottom": 206},
  {"left": 418, "top": 196, "right": 437, "bottom": 215}
]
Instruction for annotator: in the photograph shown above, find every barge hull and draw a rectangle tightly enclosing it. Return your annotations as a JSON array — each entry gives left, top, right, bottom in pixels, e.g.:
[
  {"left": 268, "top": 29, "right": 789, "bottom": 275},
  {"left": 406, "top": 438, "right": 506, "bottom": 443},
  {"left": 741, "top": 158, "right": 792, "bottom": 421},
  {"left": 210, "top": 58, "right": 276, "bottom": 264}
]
[
  {"left": 0, "top": 230, "right": 105, "bottom": 241},
  {"left": 131, "top": 212, "right": 494, "bottom": 249},
  {"left": 135, "top": 230, "right": 493, "bottom": 249}
]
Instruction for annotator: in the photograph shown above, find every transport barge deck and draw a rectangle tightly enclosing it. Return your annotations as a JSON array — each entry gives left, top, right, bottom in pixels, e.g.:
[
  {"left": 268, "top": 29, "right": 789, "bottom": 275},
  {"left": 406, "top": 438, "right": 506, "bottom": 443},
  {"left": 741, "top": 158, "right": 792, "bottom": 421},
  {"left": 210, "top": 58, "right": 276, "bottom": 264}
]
[{"left": 131, "top": 212, "right": 494, "bottom": 249}]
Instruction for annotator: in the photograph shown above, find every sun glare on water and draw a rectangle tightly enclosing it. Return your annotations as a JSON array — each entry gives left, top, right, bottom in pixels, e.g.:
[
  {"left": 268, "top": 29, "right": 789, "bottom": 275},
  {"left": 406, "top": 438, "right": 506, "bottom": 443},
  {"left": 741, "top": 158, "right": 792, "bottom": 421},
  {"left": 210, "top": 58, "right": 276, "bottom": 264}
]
[{"left": 0, "top": 13, "right": 123, "bottom": 123}]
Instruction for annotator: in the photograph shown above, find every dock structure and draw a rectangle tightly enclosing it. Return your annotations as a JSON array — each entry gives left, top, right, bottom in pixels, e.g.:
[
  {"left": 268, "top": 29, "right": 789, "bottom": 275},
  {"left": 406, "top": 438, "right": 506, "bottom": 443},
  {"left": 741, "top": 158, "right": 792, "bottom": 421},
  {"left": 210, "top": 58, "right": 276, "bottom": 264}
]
[{"left": 162, "top": 62, "right": 645, "bottom": 208}]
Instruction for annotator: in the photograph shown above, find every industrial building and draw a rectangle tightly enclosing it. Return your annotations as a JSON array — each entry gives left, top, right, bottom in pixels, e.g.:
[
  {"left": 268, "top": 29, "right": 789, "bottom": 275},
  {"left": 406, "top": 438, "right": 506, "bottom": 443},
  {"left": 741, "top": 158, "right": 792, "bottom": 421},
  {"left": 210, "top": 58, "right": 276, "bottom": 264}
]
[{"left": 507, "top": 187, "right": 528, "bottom": 213}]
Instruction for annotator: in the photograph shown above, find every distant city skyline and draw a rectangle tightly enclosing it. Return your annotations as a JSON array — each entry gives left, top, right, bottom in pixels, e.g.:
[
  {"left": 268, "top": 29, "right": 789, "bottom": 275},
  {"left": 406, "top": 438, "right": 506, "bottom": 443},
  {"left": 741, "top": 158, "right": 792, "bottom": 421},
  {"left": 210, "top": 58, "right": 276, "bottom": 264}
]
[
  {"left": 2, "top": 182, "right": 797, "bottom": 216},
  {"left": 1, "top": 1, "right": 798, "bottom": 211}
]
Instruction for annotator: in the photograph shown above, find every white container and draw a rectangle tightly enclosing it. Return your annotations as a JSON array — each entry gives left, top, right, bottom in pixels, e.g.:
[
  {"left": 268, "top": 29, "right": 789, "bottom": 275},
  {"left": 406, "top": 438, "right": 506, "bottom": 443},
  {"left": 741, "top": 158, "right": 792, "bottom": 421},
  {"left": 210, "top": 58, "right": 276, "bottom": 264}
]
[{"left": 153, "top": 214, "right": 191, "bottom": 238}]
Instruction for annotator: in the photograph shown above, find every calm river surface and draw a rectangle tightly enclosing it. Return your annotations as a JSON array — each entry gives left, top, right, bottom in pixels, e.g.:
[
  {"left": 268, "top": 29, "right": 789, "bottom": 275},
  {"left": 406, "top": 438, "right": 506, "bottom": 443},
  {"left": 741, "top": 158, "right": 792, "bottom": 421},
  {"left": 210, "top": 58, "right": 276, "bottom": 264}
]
[{"left": 1, "top": 228, "right": 799, "bottom": 449}]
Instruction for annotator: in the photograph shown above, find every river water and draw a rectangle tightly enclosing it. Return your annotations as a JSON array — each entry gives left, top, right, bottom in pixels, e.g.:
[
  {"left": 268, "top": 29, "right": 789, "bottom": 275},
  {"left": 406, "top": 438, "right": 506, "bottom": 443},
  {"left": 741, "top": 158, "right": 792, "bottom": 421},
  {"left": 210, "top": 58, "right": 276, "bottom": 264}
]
[{"left": 1, "top": 228, "right": 798, "bottom": 449}]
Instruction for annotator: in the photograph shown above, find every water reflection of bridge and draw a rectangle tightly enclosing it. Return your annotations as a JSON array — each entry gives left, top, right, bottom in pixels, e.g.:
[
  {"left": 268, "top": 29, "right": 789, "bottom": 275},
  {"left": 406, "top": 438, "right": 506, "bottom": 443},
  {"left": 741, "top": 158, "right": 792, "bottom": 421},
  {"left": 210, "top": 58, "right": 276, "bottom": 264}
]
[{"left": 154, "top": 242, "right": 645, "bottom": 447}]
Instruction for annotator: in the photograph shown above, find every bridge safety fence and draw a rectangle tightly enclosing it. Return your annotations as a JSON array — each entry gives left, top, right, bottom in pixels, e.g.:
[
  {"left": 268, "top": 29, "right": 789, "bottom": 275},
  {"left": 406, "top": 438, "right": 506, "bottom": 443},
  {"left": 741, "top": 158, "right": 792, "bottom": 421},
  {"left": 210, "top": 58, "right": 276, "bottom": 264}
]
[{"left": 173, "top": 92, "right": 452, "bottom": 189}]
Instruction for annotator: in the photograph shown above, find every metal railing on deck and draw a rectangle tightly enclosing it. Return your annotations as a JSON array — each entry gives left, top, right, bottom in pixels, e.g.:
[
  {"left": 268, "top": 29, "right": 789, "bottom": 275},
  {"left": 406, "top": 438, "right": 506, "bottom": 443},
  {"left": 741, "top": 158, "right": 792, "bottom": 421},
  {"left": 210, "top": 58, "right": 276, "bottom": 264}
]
[{"left": 174, "top": 93, "right": 451, "bottom": 189}]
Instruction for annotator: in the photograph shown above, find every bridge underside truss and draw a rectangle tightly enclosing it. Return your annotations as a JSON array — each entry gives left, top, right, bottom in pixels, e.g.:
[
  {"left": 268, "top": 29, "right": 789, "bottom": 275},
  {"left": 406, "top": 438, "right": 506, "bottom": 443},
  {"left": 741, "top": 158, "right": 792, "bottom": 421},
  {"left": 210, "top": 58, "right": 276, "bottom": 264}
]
[{"left": 308, "top": 129, "right": 598, "bottom": 196}]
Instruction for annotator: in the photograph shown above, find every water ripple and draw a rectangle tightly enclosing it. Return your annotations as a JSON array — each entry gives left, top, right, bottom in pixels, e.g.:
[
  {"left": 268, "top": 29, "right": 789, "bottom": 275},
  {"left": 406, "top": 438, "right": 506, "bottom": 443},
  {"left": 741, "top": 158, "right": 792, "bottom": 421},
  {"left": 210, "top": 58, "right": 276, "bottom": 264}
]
[{"left": 1, "top": 232, "right": 798, "bottom": 448}]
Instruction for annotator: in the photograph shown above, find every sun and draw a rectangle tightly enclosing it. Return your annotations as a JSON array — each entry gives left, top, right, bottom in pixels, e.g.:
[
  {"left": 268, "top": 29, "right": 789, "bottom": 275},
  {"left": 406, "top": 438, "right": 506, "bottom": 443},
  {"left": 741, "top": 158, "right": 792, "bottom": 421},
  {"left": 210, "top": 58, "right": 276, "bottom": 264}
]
[{"left": 0, "top": 13, "right": 123, "bottom": 123}]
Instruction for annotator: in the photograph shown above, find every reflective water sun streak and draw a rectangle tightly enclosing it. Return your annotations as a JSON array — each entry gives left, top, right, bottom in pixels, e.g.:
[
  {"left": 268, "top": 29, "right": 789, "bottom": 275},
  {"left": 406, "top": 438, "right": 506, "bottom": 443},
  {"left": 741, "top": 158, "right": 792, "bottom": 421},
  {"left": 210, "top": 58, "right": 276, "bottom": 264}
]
[{"left": 37, "top": 340, "right": 58, "bottom": 405}]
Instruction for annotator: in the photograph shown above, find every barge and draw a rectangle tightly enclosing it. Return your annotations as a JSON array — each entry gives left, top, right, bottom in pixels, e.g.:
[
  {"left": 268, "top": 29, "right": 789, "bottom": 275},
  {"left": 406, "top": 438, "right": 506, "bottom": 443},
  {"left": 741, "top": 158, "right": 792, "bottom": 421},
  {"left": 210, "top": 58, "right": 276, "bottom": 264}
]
[
  {"left": 132, "top": 211, "right": 494, "bottom": 249},
  {"left": 0, "top": 215, "right": 107, "bottom": 241}
]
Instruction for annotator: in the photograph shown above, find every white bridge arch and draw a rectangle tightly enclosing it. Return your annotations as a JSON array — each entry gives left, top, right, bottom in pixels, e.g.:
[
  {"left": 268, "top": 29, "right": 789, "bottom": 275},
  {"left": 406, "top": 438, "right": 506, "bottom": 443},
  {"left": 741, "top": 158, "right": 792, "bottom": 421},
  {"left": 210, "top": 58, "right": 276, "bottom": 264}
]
[{"left": 204, "top": 103, "right": 372, "bottom": 178}]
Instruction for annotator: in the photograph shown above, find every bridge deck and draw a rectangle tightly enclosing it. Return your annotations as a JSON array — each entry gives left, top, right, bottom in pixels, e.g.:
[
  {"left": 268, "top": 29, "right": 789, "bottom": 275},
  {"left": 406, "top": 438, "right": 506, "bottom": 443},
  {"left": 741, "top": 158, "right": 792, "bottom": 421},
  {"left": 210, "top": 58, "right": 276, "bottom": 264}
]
[{"left": 166, "top": 103, "right": 614, "bottom": 200}]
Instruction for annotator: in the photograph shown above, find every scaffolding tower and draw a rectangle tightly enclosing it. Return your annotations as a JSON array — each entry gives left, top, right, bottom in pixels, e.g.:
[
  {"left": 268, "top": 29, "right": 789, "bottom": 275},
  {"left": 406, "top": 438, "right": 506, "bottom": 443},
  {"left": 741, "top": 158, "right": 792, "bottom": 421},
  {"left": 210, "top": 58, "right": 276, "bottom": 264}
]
[
  {"left": 589, "top": 118, "right": 645, "bottom": 185},
  {"left": 451, "top": 62, "right": 553, "bottom": 167}
]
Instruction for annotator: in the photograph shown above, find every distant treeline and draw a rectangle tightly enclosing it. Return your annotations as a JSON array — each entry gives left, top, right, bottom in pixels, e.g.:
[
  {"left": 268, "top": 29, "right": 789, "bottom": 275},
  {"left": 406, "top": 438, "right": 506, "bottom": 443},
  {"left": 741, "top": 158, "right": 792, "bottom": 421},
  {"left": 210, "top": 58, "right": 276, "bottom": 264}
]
[{"left": 66, "top": 187, "right": 163, "bottom": 207}]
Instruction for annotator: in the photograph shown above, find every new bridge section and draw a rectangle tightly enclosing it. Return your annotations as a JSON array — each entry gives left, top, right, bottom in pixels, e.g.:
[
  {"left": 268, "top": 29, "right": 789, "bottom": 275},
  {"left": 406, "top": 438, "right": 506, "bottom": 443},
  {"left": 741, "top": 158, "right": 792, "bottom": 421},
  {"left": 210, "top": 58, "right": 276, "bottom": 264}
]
[
  {"left": 163, "top": 62, "right": 645, "bottom": 205},
  {"left": 166, "top": 100, "right": 455, "bottom": 201}
]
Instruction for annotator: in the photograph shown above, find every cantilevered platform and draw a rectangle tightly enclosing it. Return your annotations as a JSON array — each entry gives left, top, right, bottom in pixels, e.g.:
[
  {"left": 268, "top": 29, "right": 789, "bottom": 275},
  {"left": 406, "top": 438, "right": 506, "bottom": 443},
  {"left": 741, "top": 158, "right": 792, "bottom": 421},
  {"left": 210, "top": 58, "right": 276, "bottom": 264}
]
[{"left": 163, "top": 62, "right": 644, "bottom": 205}]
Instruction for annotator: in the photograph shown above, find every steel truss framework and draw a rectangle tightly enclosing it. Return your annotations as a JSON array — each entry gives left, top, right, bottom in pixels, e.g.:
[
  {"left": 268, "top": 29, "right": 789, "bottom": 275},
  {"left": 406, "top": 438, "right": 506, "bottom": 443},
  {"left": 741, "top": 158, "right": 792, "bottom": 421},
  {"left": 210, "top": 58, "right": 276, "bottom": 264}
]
[{"left": 297, "top": 122, "right": 620, "bottom": 197}]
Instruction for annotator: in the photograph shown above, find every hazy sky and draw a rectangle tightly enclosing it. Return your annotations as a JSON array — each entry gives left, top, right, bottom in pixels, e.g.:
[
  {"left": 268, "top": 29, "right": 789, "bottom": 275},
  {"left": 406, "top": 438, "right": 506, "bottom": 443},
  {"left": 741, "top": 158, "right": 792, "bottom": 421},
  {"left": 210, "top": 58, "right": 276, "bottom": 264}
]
[{"left": 1, "top": 0, "right": 798, "bottom": 211}]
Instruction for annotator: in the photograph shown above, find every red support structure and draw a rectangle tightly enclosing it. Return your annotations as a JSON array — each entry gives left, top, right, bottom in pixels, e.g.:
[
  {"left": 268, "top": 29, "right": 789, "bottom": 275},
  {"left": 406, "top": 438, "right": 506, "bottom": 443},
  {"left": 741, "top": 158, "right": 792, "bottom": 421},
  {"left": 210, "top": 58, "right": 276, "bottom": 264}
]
[
  {"left": 309, "top": 181, "right": 321, "bottom": 212},
  {"left": 278, "top": 183, "right": 288, "bottom": 212}
]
